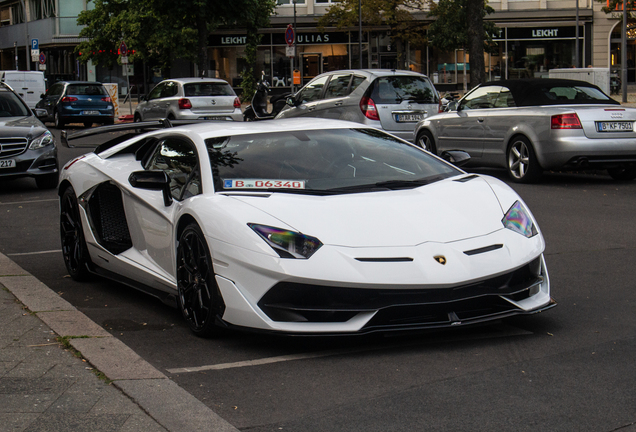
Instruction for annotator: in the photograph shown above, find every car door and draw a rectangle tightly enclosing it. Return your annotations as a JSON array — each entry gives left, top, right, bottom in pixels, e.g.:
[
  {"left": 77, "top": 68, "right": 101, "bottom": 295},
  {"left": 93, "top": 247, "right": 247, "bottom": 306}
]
[
  {"left": 481, "top": 86, "right": 515, "bottom": 164},
  {"left": 141, "top": 83, "right": 166, "bottom": 120},
  {"left": 318, "top": 73, "right": 352, "bottom": 119},
  {"left": 157, "top": 81, "right": 179, "bottom": 118},
  {"left": 437, "top": 85, "right": 501, "bottom": 159},
  {"left": 37, "top": 83, "right": 64, "bottom": 119},
  {"left": 124, "top": 136, "right": 202, "bottom": 279},
  {"left": 282, "top": 75, "right": 329, "bottom": 118}
]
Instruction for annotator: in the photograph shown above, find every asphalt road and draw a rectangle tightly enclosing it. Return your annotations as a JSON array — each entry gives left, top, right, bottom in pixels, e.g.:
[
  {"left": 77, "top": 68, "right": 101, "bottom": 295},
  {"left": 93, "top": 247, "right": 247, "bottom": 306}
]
[{"left": 1, "top": 126, "right": 635, "bottom": 431}]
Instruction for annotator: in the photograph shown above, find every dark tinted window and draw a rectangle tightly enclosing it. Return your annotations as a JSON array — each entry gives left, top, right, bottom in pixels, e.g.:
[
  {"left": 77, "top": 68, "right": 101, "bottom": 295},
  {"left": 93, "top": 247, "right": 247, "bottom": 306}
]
[
  {"left": 324, "top": 74, "right": 352, "bottom": 99},
  {"left": 184, "top": 82, "right": 235, "bottom": 97},
  {"left": 67, "top": 84, "right": 107, "bottom": 96},
  {"left": 543, "top": 85, "right": 611, "bottom": 102},
  {"left": 206, "top": 129, "right": 459, "bottom": 194},
  {"left": 145, "top": 138, "right": 200, "bottom": 200},
  {"left": 297, "top": 76, "right": 329, "bottom": 103},
  {"left": 369, "top": 76, "right": 438, "bottom": 104},
  {"left": 0, "top": 89, "right": 30, "bottom": 117}
]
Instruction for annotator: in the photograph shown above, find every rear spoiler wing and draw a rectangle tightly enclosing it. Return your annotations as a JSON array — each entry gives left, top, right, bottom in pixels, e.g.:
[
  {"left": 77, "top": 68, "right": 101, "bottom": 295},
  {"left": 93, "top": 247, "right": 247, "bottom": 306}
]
[{"left": 60, "top": 119, "right": 211, "bottom": 151}]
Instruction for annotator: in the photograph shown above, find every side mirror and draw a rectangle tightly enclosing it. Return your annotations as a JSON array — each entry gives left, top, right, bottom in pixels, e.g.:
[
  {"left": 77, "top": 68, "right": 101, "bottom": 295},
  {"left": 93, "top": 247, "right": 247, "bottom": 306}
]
[
  {"left": 128, "top": 170, "right": 172, "bottom": 206},
  {"left": 441, "top": 150, "right": 471, "bottom": 167},
  {"left": 446, "top": 101, "right": 458, "bottom": 112},
  {"left": 286, "top": 96, "right": 297, "bottom": 107},
  {"left": 33, "top": 108, "right": 48, "bottom": 118},
  {"left": 40, "top": 93, "right": 45, "bottom": 99}
]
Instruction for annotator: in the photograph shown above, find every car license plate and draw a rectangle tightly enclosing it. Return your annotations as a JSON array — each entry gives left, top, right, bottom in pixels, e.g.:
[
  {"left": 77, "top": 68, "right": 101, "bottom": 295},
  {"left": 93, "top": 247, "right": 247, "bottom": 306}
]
[
  {"left": 82, "top": 110, "right": 100, "bottom": 115},
  {"left": 596, "top": 121, "right": 634, "bottom": 132},
  {"left": 395, "top": 113, "right": 424, "bottom": 123},
  {"left": 0, "top": 159, "right": 15, "bottom": 169}
]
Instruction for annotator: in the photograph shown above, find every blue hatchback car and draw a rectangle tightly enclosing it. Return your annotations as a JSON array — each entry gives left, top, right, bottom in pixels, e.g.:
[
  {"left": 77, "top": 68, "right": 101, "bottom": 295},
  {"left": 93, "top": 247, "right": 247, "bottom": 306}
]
[{"left": 36, "top": 81, "right": 114, "bottom": 128}]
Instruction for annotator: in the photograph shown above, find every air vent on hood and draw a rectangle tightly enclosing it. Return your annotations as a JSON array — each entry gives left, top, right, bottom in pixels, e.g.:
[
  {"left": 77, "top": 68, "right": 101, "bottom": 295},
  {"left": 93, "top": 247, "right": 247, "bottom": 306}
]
[
  {"left": 355, "top": 257, "right": 413, "bottom": 262},
  {"left": 454, "top": 174, "right": 479, "bottom": 183},
  {"left": 463, "top": 244, "right": 503, "bottom": 256}
]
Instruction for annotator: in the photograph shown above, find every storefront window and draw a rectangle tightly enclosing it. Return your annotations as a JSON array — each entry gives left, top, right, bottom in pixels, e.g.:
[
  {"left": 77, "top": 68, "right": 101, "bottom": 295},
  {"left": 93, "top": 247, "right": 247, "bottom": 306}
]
[{"left": 273, "top": 47, "right": 292, "bottom": 87}]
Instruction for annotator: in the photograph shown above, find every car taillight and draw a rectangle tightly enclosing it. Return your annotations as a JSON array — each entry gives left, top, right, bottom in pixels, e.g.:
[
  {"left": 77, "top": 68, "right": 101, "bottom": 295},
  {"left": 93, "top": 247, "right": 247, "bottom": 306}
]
[
  {"left": 233, "top": 97, "right": 241, "bottom": 108},
  {"left": 551, "top": 113, "right": 582, "bottom": 129},
  {"left": 360, "top": 96, "right": 379, "bottom": 121},
  {"left": 61, "top": 96, "right": 78, "bottom": 102},
  {"left": 101, "top": 96, "right": 111, "bottom": 102},
  {"left": 178, "top": 98, "right": 192, "bottom": 109}
]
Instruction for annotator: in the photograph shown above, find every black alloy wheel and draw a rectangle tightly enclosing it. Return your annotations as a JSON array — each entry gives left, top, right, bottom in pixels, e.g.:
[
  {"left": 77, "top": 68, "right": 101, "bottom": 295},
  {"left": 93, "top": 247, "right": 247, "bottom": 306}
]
[
  {"left": 416, "top": 130, "right": 437, "bottom": 154},
  {"left": 60, "top": 186, "right": 92, "bottom": 281},
  {"left": 607, "top": 166, "right": 636, "bottom": 181},
  {"left": 506, "top": 136, "right": 543, "bottom": 183},
  {"left": 177, "top": 223, "right": 224, "bottom": 337}
]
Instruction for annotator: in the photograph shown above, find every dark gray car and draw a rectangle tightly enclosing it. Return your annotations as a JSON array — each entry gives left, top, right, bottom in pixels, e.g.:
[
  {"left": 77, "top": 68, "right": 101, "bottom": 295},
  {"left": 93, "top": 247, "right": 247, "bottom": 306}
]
[
  {"left": 276, "top": 70, "right": 440, "bottom": 142},
  {"left": 0, "top": 83, "right": 58, "bottom": 189}
]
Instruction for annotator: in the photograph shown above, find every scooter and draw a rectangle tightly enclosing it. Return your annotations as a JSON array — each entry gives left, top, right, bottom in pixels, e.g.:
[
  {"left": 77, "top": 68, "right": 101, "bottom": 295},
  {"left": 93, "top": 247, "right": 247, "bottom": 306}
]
[{"left": 243, "top": 74, "right": 291, "bottom": 121}]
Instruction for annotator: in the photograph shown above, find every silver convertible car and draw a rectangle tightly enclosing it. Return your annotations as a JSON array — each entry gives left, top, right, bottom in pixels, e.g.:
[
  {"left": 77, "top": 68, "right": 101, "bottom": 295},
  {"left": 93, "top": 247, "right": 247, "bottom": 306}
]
[{"left": 414, "top": 79, "right": 636, "bottom": 182}]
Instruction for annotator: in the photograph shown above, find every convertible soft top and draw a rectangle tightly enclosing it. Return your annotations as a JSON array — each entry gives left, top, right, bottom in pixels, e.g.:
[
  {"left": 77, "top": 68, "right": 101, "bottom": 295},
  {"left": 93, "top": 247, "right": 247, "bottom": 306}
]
[{"left": 481, "top": 78, "right": 620, "bottom": 107}]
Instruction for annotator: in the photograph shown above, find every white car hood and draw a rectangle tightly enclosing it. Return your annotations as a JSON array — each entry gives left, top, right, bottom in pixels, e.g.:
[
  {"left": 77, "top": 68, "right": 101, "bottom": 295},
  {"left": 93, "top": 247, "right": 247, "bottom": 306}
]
[{"left": 231, "top": 176, "right": 506, "bottom": 247}]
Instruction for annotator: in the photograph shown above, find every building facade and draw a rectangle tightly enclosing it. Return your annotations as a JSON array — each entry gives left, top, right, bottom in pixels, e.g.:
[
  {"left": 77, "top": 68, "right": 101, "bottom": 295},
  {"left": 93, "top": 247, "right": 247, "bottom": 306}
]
[{"left": 0, "top": 0, "right": 632, "bottom": 94}]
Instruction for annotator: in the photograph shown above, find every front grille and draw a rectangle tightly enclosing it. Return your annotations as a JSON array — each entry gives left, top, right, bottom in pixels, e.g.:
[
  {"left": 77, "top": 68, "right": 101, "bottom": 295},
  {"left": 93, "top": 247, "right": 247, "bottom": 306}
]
[
  {"left": 0, "top": 138, "right": 28, "bottom": 158},
  {"left": 257, "top": 257, "right": 542, "bottom": 327}
]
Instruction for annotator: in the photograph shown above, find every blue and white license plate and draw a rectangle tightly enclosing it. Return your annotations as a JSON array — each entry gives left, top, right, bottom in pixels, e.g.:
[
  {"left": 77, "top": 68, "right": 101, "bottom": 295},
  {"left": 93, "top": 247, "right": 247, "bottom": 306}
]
[
  {"left": 596, "top": 121, "right": 634, "bottom": 132},
  {"left": 223, "top": 179, "right": 306, "bottom": 189},
  {"left": 82, "top": 110, "right": 100, "bottom": 115},
  {"left": 0, "top": 159, "right": 15, "bottom": 169}
]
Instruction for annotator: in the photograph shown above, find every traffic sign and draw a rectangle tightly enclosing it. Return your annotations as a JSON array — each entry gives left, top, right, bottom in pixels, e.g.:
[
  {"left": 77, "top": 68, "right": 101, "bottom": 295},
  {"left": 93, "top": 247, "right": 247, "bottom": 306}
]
[
  {"left": 39, "top": 52, "right": 46, "bottom": 65},
  {"left": 119, "top": 40, "right": 128, "bottom": 57},
  {"left": 31, "top": 39, "right": 38, "bottom": 50},
  {"left": 285, "top": 24, "right": 294, "bottom": 47}
]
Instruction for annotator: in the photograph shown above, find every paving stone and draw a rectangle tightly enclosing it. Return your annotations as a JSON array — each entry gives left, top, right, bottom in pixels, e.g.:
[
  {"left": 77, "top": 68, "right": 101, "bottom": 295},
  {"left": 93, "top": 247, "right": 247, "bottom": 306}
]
[
  {"left": 36, "top": 311, "right": 111, "bottom": 338},
  {"left": 0, "top": 276, "right": 72, "bottom": 312},
  {"left": 0, "top": 413, "right": 39, "bottom": 432},
  {"left": 22, "top": 413, "right": 130, "bottom": 432},
  {"left": 119, "top": 413, "right": 169, "bottom": 432}
]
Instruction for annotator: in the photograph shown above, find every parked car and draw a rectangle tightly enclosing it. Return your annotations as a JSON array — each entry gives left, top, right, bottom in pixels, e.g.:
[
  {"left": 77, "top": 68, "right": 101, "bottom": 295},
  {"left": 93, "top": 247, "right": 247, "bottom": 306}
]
[
  {"left": 134, "top": 78, "right": 242, "bottom": 122},
  {"left": 59, "top": 118, "right": 554, "bottom": 337},
  {"left": 414, "top": 78, "right": 636, "bottom": 183},
  {"left": 0, "top": 83, "right": 58, "bottom": 189},
  {"left": 36, "top": 81, "right": 114, "bottom": 129},
  {"left": 0, "top": 70, "right": 46, "bottom": 109},
  {"left": 276, "top": 69, "right": 440, "bottom": 142}
]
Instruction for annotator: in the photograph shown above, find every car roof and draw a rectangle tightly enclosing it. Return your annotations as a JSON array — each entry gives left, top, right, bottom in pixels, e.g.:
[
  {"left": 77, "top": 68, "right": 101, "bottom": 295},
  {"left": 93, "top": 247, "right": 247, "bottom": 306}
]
[
  {"left": 56, "top": 81, "right": 106, "bottom": 86},
  {"left": 161, "top": 78, "right": 231, "bottom": 84},
  {"left": 313, "top": 69, "right": 429, "bottom": 79},
  {"left": 479, "top": 78, "right": 620, "bottom": 107}
]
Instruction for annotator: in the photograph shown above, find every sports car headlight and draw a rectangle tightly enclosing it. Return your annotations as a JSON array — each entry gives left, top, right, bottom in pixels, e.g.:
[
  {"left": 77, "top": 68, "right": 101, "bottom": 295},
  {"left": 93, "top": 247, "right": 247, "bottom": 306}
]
[
  {"left": 248, "top": 224, "right": 323, "bottom": 259},
  {"left": 29, "top": 130, "right": 54, "bottom": 150},
  {"left": 502, "top": 201, "right": 537, "bottom": 238}
]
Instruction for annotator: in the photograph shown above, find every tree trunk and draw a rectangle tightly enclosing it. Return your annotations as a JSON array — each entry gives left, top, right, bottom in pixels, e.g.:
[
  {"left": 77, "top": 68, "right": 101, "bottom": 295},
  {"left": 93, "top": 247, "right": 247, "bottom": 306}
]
[
  {"left": 466, "top": 0, "right": 486, "bottom": 87},
  {"left": 196, "top": 2, "right": 208, "bottom": 77}
]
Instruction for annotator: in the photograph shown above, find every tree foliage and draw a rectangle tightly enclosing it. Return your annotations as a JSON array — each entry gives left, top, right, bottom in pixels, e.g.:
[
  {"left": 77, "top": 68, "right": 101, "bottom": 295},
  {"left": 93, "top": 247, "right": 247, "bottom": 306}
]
[
  {"left": 427, "top": 0, "right": 498, "bottom": 86},
  {"left": 318, "top": 0, "right": 427, "bottom": 68},
  {"left": 77, "top": 0, "right": 276, "bottom": 90}
]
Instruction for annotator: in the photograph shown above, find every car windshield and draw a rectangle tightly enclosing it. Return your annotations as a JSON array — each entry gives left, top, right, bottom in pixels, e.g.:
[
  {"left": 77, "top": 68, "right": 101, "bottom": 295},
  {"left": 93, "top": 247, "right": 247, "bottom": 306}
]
[
  {"left": 206, "top": 128, "right": 460, "bottom": 195},
  {"left": 0, "top": 89, "right": 31, "bottom": 117},
  {"left": 67, "top": 84, "right": 107, "bottom": 96},
  {"left": 184, "top": 83, "right": 234, "bottom": 97},
  {"left": 369, "top": 76, "right": 438, "bottom": 104}
]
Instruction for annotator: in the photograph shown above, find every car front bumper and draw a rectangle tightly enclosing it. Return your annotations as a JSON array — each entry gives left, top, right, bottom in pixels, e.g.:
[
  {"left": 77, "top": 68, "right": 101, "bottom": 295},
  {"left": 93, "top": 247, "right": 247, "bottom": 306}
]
[
  {"left": 0, "top": 145, "right": 58, "bottom": 181},
  {"left": 538, "top": 134, "right": 636, "bottom": 170}
]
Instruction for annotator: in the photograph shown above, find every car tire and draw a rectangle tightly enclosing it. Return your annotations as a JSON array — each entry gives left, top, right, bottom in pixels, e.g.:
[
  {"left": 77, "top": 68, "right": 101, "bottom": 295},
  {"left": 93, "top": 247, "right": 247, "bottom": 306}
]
[
  {"left": 60, "top": 186, "right": 92, "bottom": 281},
  {"left": 35, "top": 172, "right": 59, "bottom": 190},
  {"left": 415, "top": 130, "right": 437, "bottom": 154},
  {"left": 54, "top": 111, "right": 65, "bottom": 129},
  {"left": 507, "top": 136, "right": 543, "bottom": 183},
  {"left": 607, "top": 166, "right": 636, "bottom": 181},
  {"left": 83, "top": 122, "right": 93, "bottom": 128},
  {"left": 104, "top": 119, "right": 115, "bottom": 126},
  {"left": 177, "top": 222, "right": 225, "bottom": 338},
  {"left": 134, "top": 114, "right": 142, "bottom": 122}
]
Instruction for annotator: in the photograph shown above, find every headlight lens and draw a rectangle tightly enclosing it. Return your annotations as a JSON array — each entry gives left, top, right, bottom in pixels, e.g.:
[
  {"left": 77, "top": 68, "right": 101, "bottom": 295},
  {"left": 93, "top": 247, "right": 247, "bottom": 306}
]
[
  {"left": 249, "top": 223, "right": 323, "bottom": 259},
  {"left": 502, "top": 201, "right": 537, "bottom": 238},
  {"left": 29, "top": 130, "right": 54, "bottom": 150}
]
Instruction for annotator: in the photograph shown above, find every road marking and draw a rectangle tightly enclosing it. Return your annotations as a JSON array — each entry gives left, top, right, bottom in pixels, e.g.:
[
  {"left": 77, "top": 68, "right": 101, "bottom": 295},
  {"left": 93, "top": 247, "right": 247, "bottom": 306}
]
[
  {"left": 7, "top": 249, "right": 62, "bottom": 256},
  {"left": 166, "top": 324, "right": 533, "bottom": 374},
  {"left": 0, "top": 198, "right": 58, "bottom": 206}
]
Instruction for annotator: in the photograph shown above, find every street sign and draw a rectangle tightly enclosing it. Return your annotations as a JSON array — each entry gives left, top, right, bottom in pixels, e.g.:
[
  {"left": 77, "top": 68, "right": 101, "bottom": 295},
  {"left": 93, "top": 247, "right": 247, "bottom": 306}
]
[
  {"left": 121, "top": 56, "right": 129, "bottom": 64},
  {"left": 31, "top": 49, "right": 39, "bottom": 57},
  {"left": 31, "top": 39, "right": 38, "bottom": 50},
  {"left": 38, "top": 64, "right": 46, "bottom": 71},
  {"left": 285, "top": 24, "right": 294, "bottom": 46},
  {"left": 119, "top": 41, "right": 128, "bottom": 56},
  {"left": 286, "top": 46, "right": 295, "bottom": 57},
  {"left": 39, "top": 52, "right": 46, "bottom": 65}
]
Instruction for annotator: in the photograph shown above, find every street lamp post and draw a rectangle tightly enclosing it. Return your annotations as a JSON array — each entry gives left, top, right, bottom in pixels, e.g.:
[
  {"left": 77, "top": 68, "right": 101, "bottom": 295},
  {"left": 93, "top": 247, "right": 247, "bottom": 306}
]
[
  {"left": 21, "top": 0, "right": 30, "bottom": 71},
  {"left": 359, "top": 0, "right": 362, "bottom": 67}
]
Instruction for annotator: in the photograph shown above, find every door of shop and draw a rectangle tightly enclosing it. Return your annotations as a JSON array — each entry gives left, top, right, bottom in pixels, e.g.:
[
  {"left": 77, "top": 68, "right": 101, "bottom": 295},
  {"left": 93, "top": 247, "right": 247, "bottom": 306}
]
[
  {"left": 380, "top": 54, "right": 397, "bottom": 69},
  {"left": 301, "top": 53, "right": 322, "bottom": 86}
]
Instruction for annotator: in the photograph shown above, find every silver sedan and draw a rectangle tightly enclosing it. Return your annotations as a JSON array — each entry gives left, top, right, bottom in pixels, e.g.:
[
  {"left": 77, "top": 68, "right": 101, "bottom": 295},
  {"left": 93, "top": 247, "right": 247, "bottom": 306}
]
[{"left": 414, "top": 79, "right": 636, "bottom": 182}]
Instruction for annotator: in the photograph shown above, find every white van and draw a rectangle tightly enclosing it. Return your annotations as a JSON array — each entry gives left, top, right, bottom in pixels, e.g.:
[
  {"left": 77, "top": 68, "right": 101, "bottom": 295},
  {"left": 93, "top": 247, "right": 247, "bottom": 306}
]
[{"left": 0, "top": 71, "right": 46, "bottom": 109}]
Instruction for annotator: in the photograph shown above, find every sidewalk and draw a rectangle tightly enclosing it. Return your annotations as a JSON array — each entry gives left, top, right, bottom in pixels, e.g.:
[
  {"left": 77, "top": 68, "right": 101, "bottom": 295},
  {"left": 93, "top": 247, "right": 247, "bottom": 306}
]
[{"left": 0, "top": 251, "right": 239, "bottom": 432}]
